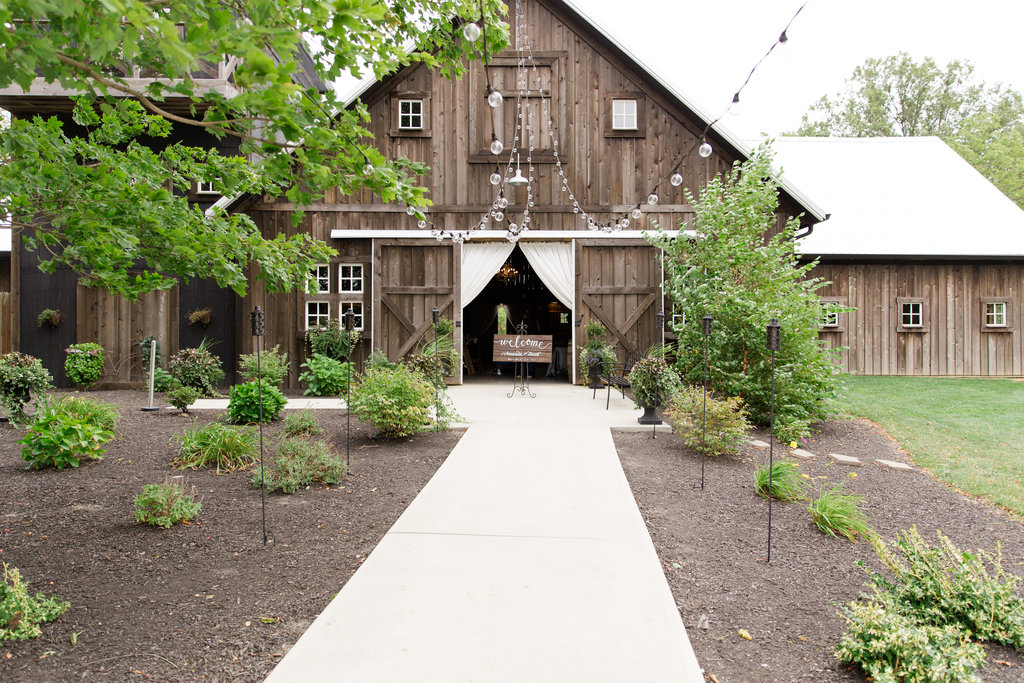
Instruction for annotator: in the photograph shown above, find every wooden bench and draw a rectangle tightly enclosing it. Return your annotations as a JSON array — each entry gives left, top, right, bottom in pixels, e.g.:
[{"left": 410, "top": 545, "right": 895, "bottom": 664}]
[{"left": 601, "top": 351, "right": 641, "bottom": 410}]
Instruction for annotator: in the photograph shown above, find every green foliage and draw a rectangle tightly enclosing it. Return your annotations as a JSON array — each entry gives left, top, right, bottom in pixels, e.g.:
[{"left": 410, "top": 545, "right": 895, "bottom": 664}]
[
  {"left": 349, "top": 364, "right": 435, "bottom": 438},
  {"left": 0, "top": 563, "right": 68, "bottom": 642},
  {"left": 0, "top": 352, "right": 53, "bottom": 423},
  {"left": 228, "top": 380, "right": 287, "bottom": 423},
  {"left": 666, "top": 385, "right": 750, "bottom": 456},
  {"left": 754, "top": 460, "right": 806, "bottom": 502},
  {"left": 238, "top": 344, "right": 289, "bottom": 388},
  {"left": 306, "top": 319, "right": 361, "bottom": 360},
  {"left": 64, "top": 342, "right": 105, "bottom": 388},
  {"left": 434, "top": 317, "right": 454, "bottom": 336},
  {"left": 627, "top": 354, "right": 682, "bottom": 406},
  {"left": 36, "top": 308, "right": 63, "bottom": 328},
  {"left": 133, "top": 478, "right": 202, "bottom": 528},
  {"left": 299, "top": 354, "right": 351, "bottom": 396},
  {"left": 0, "top": 1, "right": 509, "bottom": 298},
  {"left": 167, "top": 385, "right": 201, "bottom": 413},
  {"left": 576, "top": 320, "right": 617, "bottom": 384},
  {"left": 187, "top": 307, "right": 213, "bottom": 326},
  {"left": 366, "top": 348, "right": 399, "bottom": 371},
  {"left": 584, "top": 320, "right": 606, "bottom": 339},
  {"left": 807, "top": 476, "right": 871, "bottom": 541},
  {"left": 168, "top": 345, "right": 225, "bottom": 396},
  {"left": 253, "top": 437, "right": 347, "bottom": 494},
  {"left": 152, "top": 367, "right": 175, "bottom": 392},
  {"left": 415, "top": 322, "right": 460, "bottom": 381},
  {"left": 284, "top": 409, "right": 323, "bottom": 437},
  {"left": 19, "top": 395, "right": 117, "bottom": 469},
  {"left": 139, "top": 335, "right": 161, "bottom": 370},
  {"left": 649, "top": 143, "right": 843, "bottom": 441},
  {"left": 836, "top": 600, "right": 986, "bottom": 683},
  {"left": 868, "top": 528, "right": 1024, "bottom": 647},
  {"left": 172, "top": 422, "right": 258, "bottom": 473}
]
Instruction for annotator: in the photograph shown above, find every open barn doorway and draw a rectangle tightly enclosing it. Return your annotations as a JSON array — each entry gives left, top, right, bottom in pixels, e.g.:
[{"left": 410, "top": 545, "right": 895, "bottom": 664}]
[{"left": 462, "top": 244, "right": 572, "bottom": 381}]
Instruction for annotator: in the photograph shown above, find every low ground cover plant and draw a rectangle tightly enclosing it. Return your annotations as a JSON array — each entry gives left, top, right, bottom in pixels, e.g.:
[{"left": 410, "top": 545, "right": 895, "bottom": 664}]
[
  {"left": 172, "top": 422, "right": 258, "bottom": 473},
  {"left": 133, "top": 478, "right": 202, "bottom": 528},
  {"left": 807, "top": 475, "right": 871, "bottom": 541},
  {"left": 227, "top": 379, "right": 286, "bottom": 423},
  {"left": 167, "top": 385, "right": 201, "bottom": 413},
  {"left": 253, "top": 437, "right": 347, "bottom": 493},
  {"left": 284, "top": 409, "right": 323, "bottom": 437},
  {"left": 19, "top": 396, "right": 118, "bottom": 469},
  {"left": 349, "top": 363, "right": 434, "bottom": 438},
  {"left": 754, "top": 460, "right": 806, "bottom": 502},
  {"left": 64, "top": 342, "right": 104, "bottom": 388},
  {"left": 168, "top": 340, "right": 225, "bottom": 396},
  {"left": 299, "top": 354, "right": 350, "bottom": 396},
  {"left": 0, "top": 563, "right": 68, "bottom": 641},
  {"left": 0, "top": 352, "right": 53, "bottom": 423},
  {"left": 238, "top": 344, "right": 289, "bottom": 388},
  {"left": 666, "top": 385, "right": 750, "bottom": 456}
]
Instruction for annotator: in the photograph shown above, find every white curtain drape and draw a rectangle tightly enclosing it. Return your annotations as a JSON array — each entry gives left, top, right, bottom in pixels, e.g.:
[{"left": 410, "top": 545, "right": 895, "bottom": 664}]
[
  {"left": 461, "top": 242, "right": 516, "bottom": 306},
  {"left": 519, "top": 242, "right": 574, "bottom": 310}
]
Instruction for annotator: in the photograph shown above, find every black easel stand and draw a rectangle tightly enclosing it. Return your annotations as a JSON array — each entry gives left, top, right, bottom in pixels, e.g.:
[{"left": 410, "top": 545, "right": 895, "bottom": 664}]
[{"left": 507, "top": 322, "right": 536, "bottom": 398}]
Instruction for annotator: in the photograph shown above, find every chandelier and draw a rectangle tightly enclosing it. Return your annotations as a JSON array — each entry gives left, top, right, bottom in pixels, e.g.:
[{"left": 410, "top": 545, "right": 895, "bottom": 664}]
[{"left": 495, "top": 263, "right": 518, "bottom": 283}]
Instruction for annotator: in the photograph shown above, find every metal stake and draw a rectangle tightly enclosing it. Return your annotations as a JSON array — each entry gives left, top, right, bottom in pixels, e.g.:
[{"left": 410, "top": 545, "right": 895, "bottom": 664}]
[
  {"left": 700, "top": 315, "right": 713, "bottom": 489},
  {"left": 250, "top": 306, "right": 267, "bottom": 546},
  {"left": 432, "top": 306, "right": 440, "bottom": 432},
  {"left": 141, "top": 339, "right": 159, "bottom": 412},
  {"left": 766, "top": 318, "right": 782, "bottom": 563},
  {"left": 344, "top": 308, "right": 355, "bottom": 471}
]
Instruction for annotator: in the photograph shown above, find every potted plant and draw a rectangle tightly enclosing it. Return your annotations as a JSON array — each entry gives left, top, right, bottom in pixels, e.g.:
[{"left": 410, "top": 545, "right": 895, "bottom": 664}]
[
  {"left": 187, "top": 307, "right": 214, "bottom": 327},
  {"left": 628, "top": 353, "right": 683, "bottom": 425},
  {"left": 0, "top": 352, "right": 54, "bottom": 423},
  {"left": 36, "top": 308, "right": 63, "bottom": 329},
  {"left": 576, "top": 320, "right": 616, "bottom": 387}
]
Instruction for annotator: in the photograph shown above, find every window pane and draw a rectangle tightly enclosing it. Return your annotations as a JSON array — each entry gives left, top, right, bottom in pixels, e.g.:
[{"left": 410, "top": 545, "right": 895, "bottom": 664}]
[
  {"left": 986, "top": 302, "right": 1006, "bottom": 326},
  {"left": 612, "top": 99, "right": 637, "bottom": 130}
]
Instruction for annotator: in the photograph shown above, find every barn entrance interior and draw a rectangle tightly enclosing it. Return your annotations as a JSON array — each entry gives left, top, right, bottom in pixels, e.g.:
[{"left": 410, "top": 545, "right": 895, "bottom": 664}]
[{"left": 462, "top": 245, "right": 572, "bottom": 381}]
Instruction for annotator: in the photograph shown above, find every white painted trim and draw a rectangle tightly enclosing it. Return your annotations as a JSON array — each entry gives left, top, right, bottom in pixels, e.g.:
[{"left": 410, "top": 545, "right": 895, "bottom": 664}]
[{"left": 329, "top": 229, "right": 692, "bottom": 241}]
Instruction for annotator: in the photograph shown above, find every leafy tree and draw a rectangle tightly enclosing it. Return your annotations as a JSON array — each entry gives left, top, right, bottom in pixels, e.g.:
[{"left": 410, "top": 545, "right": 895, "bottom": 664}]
[
  {"left": 648, "top": 143, "right": 844, "bottom": 442},
  {"left": 793, "top": 52, "right": 1024, "bottom": 209},
  {"left": 0, "top": 0, "right": 508, "bottom": 298}
]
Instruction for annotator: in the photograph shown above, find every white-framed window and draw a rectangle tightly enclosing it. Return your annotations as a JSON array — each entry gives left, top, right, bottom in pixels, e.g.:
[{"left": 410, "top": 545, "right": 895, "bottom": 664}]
[
  {"left": 985, "top": 301, "right": 1007, "bottom": 327},
  {"left": 339, "top": 302, "right": 364, "bottom": 331},
  {"left": 611, "top": 99, "right": 638, "bottom": 130},
  {"left": 398, "top": 99, "right": 424, "bottom": 130},
  {"left": 821, "top": 303, "right": 840, "bottom": 328},
  {"left": 306, "top": 301, "right": 331, "bottom": 330},
  {"left": 900, "top": 301, "right": 923, "bottom": 328},
  {"left": 672, "top": 313, "right": 685, "bottom": 329},
  {"left": 339, "top": 264, "right": 363, "bottom": 293},
  {"left": 311, "top": 264, "right": 330, "bottom": 294},
  {"left": 196, "top": 180, "right": 219, "bottom": 195}
]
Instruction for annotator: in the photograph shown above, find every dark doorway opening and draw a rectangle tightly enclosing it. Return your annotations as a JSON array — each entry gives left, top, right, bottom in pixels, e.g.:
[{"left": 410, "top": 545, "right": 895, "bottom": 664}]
[{"left": 462, "top": 245, "right": 572, "bottom": 380}]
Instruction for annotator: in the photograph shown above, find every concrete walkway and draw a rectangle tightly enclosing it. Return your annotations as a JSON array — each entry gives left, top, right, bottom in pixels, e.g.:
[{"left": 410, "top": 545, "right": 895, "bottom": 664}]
[{"left": 266, "top": 377, "right": 702, "bottom": 682}]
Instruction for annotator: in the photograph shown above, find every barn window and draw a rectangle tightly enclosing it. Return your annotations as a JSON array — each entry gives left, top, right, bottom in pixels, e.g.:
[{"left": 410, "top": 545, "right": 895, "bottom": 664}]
[
  {"left": 986, "top": 302, "right": 1007, "bottom": 327},
  {"left": 196, "top": 180, "right": 219, "bottom": 195},
  {"left": 821, "top": 305, "right": 839, "bottom": 328},
  {"left": 980, "top": 298, "right": 1014, "bottom": 333},
  {"left": 306, "top": 301, "right": 331, "bottom": 330},
  {"left": 605, "top": 92, "right": 646, "bottom": 138},
  {"left": 901, "top": 302, "right": 922, "bottom": 327},
  {"left": 311, "top": 264, "right": 330, "bottom": 294},
  {"left": 612, "top": 99, "right": 638, "bottom": 130},
  {"left": 398, "top": 99, "right": 423, "bottom": 130},
  {"left": 339, "top": 302, "right": 364, "bottom": 331},
  {"left": 818, "top": 297, "right": 845, "bottom": 331},
  {"left": 339, "top": 264, "right": 363, "bottom": 293}
]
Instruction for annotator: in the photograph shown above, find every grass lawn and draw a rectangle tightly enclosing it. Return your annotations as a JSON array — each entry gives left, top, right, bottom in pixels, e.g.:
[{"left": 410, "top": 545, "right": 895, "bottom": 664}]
[{"left": 836, "top": 376, "right": 1024, "bottom": 517}]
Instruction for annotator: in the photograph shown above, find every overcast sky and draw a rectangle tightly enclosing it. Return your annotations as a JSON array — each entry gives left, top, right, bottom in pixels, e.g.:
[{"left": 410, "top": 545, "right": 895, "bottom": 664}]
[{"left": 572, "top": 0, "right": 1024, "bottom": 140}]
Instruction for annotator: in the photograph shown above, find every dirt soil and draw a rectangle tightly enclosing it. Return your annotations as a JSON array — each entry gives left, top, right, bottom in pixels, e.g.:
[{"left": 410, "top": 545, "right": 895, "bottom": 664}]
[
  {"left": 615, "top": 419, "right": 1024, "bottom": 683},
  {"left": 0, "top": 390, "right": 460, "bottom": 682}
]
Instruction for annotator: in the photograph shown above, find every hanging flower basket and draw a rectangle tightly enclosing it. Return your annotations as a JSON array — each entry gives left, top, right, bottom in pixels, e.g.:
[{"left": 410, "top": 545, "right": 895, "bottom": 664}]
[{"left": 36, "top": 308, "right": 63, "bottom": 329}]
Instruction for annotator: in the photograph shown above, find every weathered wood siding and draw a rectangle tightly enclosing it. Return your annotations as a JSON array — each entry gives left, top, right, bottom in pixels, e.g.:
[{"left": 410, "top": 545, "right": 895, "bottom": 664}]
[{"left": 812, "top": 260, "right": 1024, "bottom": 376}]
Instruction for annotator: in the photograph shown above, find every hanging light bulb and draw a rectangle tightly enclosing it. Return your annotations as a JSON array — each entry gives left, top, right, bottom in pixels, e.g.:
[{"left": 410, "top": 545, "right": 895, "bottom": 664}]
[
  {"left": 631, "top": 207, "right": 642, "bottom": 220},
  {"left": 487, "top": 87, "right": 503, "bottom": 109},
  {"left": 619, "top": 217, "right": 630, "bottom": 228},
  {"left": 489, "top": 172, "right": 501, "bottom": 186},
  {"left": 417, "top": 220, "right": 427, "bottom": 229},
  {"left": 406, "top": 205, "right": 416, "bottom": 216},
  {"left": 462, "top": 22, "right": 482, "bottom": 42},
  {"left": 494, "top": 211, "right": 504, "bottom": 222},
  {"left": 670, "top": 172, "right": 684, "bottom": 187},
  {"left": 647, "top": 193, "right": 659, "bottom": 205},
  {"left": 490, "top": 137, "right": 504, "bottom": 155},
  {"left": 435, "top": 233, "right": 444, "bottom": 242},
  {"left": 508, "top": 222, "right": 518, "bottom": 233},
  {"left": 699, "top": 139, "right": 713, "bottom": 158},
  {"left": 497, "top": 195, "right": 508, "bottom": 209}
]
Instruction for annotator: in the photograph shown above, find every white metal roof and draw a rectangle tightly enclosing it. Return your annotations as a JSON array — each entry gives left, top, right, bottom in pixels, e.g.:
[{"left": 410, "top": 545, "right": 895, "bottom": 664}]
[{"left": 768, "top": 136, "right": 1024, "bottom": 258}]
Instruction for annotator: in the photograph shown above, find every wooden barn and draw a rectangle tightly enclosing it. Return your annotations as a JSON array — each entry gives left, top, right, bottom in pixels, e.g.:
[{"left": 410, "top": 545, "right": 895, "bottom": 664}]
[{"left": 775, "top": 136, "right": 1024, "bottom": 376}]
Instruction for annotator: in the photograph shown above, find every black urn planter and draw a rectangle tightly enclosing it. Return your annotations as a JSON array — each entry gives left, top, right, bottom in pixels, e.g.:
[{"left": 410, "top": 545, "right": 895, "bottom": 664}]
[
  {"left": 587, "top": 360, "right": 603, "bottom": 390},
  {"left": 637, "top": 396, "right": 662, "bottom": 425}
]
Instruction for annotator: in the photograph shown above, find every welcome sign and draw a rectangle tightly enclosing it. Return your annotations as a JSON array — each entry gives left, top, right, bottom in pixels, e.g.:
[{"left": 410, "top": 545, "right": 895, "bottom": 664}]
[{"left": 492, "top": 335, "right": 553, "bottom": 363}]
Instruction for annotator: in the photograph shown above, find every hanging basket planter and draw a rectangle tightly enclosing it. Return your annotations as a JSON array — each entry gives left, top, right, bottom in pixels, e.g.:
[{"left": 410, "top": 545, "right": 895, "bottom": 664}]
[
  {"left": 187, "top": 307, "right": 214, "bottom": 328},
  {"left": 36, "top": 308, "right": 63, "bottom": 329}
]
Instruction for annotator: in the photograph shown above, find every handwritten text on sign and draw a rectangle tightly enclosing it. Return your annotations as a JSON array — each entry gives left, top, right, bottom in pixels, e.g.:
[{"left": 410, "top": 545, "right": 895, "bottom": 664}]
[{"left": 492, "top": 335, "right": 553, "bottom": 363}]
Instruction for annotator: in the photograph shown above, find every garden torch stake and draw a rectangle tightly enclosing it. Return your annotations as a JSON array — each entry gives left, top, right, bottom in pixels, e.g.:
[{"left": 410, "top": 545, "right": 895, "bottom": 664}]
[
  {"left": 700, "top": 315, "right": 713, "bottom": 489},
  {"left": 250, "top": 306, "right": 267, "bottom": 546},
  {"left": 432, "top": 307, "right": 440, "bottom": 433},
  {"left": 343, "top": 308, "right": 355, "bottom": 471},
  {"left": 766, "top": 318, "right": 781, "bottom": 563},
  {"left": 654, "top": 310, "right": 665, "bottom": 441}
]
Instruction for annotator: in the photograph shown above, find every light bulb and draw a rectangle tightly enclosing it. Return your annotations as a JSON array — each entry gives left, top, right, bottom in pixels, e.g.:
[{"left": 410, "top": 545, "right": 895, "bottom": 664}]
[
  {"left": 508, "top": 222, "right": 517, "bottom": 232},
  {"left": 462, "top": 22, "right": 482, "bottom": 42},
  {"left": 490, "top": 138, "right": 504, "bottom": 155},
  {"left": 670, "top": 172, "right": 683, "bottom": 187},
  {"left": 497, "top": 196, "right": 508, "bottom": 209},
  {"left": 406, "top": 205, "right": 415, "bottom": 216},
  {"left": 507, "top": 233, "right": 518, "bottom": 243},
  {"left": 699, "top": 141, "right": 713, "bottom": 158},
  {"left": 620, "top": 217, "right": 630, "bottom": 228},
  {"left": 417, "top": 220, "right": 427, "bottom": 229},
  {"left": 647, "top": 193, "right": 659, "bottom": 205},
  {"left": 489, "top": 172, "right": 501, "bottom": 185},
  {"left": 494, "top": 211, "right": 504, "bottom": 221},
  {"left": 364, "top": 163, "right": 374, "bottom": 175},
  {"left": 631, "top": 207, "right": 642, "bottom": 220},
  {"left": 435, "top": 234, "right": 444, "bottom": 242},
  {"left": 487, "top": 89, "right": 503, "bottom": 109}
]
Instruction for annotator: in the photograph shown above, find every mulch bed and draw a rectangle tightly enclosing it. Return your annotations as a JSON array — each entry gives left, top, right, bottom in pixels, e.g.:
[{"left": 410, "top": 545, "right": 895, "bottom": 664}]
[
  {"left": 0, "top": 390, "right": 459, "bottom": 682},
  {"left": 615, "top": 419, "right": 1024, "bottom": 683}
]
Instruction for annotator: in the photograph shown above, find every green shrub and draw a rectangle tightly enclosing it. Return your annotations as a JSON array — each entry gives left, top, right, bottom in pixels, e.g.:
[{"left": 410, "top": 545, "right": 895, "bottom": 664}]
[
  {"left": 167, "top": 385, "right": 201, "bottom": 413},
  {"left": 284, "top": 409, "right": 323, "bottom": 437},
  {"left": 152, "top": 367, "right": 175, "bottom": 392},
  {"left": 576, "top": 320, "right": 617, "bottom": 384},
  {"left": 366, "top": 348, "right": 398, "bottom": 371},
  {"left": 0, "top": 352, "right": 53, "bottom": 423},
  {"left": 0, "top": 563, "right": 68, "bottom": 641},
  {"left": 19, "top": 397, "right": 116, "bottom": 469},
  {"left": 628, "top": 354, "right": 683, "bottom": 406},
  {"left": 133, "top": 478, "right": 202, "bottom": 528},
  {"left": 253, "top": 437, "right": 347, "bottom": 493},
  {"left": 299, "top": 354, "right": 351, "bottom": 396},
  {"left": 807, "top": 476, "right": 871, "bottom": 541},
  {"left": 168, "top": 341, "right": 225, "bottom": 396},
  {"left": 836, "top": 599, "right": 985, "bottom": 683},
  {"left": 349, "top": 364, "right": 434, "bottom": 438},
  {"left": 238, "top": 344, "right": 289, "bottom": 388},
  {"left": 36, "top": 308, "right": 63, "bottom": 328},
  {"left": 868, "top": 527, "right": 1024, "bottom": 648},
  {"left": 64, "top": 342, "right": 104, "bottom": 388},
  {"left": 306, "top": 320, "right": 360, "bottom": 360},
  {"left": 666, "top": 385, "right": 750, "bottom": 456},
  {"left": 754, "top": 460, "right": 806, "bottom": 502},
  {"left": 227, "top": 379, "right": 287, "bottom": 424},
  {"left": 172, "top": 422, "right": 258, "bottom": 473},
  {"left": 415, "top": 318, "right": 459, "bottom": 380}
]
